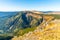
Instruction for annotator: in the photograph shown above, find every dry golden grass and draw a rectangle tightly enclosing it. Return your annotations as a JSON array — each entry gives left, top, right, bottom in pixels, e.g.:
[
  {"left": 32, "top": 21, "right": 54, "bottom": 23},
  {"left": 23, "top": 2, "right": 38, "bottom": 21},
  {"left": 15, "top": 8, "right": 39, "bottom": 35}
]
[{"left": 43, "top": 15, "right": 54, "bottom": 21}]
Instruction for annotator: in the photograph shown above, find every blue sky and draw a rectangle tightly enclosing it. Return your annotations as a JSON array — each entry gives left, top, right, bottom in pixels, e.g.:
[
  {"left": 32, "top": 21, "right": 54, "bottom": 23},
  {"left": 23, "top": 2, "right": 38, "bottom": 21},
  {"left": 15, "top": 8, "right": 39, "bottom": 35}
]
[{"left": 0, "top": 0, "right": 60, "bottom": 11}]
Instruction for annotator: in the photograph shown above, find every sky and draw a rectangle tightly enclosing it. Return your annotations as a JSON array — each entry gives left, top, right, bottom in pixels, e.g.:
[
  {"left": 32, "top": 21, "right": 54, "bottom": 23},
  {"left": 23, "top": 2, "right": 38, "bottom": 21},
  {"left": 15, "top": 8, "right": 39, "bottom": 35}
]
[{"left": 0, "top": 0, "right": 60, "bottom": 11}]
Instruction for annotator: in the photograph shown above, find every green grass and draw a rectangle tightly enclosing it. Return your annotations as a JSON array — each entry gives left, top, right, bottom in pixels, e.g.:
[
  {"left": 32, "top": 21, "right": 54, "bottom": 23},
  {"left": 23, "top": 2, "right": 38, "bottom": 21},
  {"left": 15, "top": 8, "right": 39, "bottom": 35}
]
[{"left": 14, "top": 27, "right": 36, "bottom": 36}]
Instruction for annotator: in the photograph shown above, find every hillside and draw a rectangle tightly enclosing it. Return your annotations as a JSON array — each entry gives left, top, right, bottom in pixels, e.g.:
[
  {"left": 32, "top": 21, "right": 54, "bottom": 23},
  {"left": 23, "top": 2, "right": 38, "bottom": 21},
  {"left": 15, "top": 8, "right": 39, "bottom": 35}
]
[{"left": 12, "top": 17, "right": 60, "bottom": 40}]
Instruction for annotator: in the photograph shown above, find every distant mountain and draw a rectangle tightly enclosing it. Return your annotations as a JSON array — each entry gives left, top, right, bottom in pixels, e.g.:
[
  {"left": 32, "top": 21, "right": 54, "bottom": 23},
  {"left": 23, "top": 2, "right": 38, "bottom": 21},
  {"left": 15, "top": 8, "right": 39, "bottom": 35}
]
[{"left": 46, "top": 11, "right": 60, "bottom": 14}]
